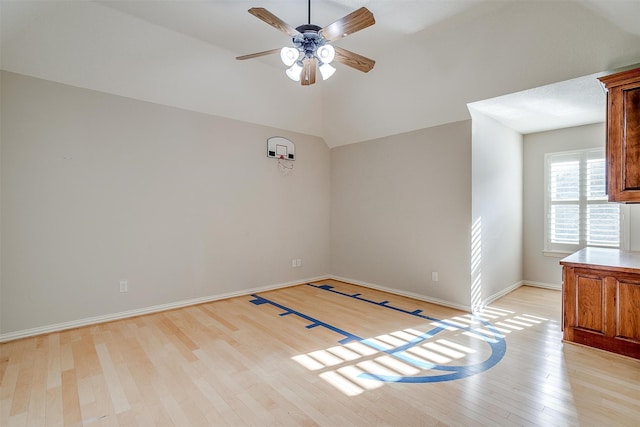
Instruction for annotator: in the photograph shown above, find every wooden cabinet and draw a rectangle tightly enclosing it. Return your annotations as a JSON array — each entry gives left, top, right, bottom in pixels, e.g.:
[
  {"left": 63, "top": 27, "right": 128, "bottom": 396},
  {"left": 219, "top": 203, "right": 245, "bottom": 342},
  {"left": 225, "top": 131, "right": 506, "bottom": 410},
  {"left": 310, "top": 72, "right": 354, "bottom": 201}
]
[
  {"left": 561, "top": 247, "right": 640, "bottom": 359},
  {"left": 598, "top": 67, "right": 640, "bottom": 203}
]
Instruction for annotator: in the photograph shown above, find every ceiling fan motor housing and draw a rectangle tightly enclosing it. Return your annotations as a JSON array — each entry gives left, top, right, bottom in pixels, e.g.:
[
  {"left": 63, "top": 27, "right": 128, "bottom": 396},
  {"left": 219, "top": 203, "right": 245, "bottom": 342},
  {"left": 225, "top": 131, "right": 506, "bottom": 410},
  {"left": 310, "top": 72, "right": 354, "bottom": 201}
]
[{"left": 293, "top": 24, "right": 327, "bottom": 60}]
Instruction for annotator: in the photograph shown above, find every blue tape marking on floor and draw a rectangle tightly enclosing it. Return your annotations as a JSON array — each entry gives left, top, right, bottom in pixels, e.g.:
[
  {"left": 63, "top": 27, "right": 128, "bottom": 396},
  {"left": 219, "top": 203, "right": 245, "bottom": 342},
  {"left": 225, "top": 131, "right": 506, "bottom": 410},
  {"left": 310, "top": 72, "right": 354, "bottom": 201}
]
[
  {"left": 307, "top": 283, "right": 505, "bottom": 336},
  {"left": 307, "top": 283, "right": 443, "bottom": 322},
  {"left": 250, "top": 284, "right": 507, "bottom": 384},
  {"left": 305, "top": 282, "right": 507, "bottom": 383},
  {"left": 359, "top": 339, "right": 507, "bottom": 383},
  {"left": 250, "top": 296, "right": 269, "bottom": 305},
  {"left": 249, "top": 294, "right": 363, "bottom": 344}
]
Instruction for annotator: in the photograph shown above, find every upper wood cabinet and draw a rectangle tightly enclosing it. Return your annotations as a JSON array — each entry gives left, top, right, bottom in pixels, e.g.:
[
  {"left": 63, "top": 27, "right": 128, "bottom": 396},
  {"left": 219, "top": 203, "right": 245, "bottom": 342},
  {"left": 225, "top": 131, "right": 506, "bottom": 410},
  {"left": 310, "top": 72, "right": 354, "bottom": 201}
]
[{"left": 598, "top": 67, "right": 640, "bottom": 203}]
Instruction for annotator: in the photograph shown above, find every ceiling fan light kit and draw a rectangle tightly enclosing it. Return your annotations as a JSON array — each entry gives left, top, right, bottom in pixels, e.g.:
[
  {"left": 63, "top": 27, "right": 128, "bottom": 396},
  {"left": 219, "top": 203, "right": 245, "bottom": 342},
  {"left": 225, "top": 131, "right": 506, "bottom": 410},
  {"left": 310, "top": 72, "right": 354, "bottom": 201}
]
[
  {"left": 317, "top": 45, "right": 335, "bottom": 64},
  {"left": 286, "top": 62, "right": 303, "bottom": 82},
  {"left": 236, "top": 0, "right": 376, "bottom": 86},
  {"left": 280, "top": 47, "right": 299, "bottom": 66},
  {"left": 319, "top": 62, "right": 336, "bottom": 80}
]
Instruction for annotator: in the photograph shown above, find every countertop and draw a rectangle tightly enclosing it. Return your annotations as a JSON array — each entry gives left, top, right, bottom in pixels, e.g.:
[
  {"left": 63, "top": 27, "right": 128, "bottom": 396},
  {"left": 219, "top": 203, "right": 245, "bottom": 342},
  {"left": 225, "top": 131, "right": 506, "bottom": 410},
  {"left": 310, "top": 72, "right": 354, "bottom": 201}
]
[{"left": 560, "top": 247, "right": 640, "bottom": 273}]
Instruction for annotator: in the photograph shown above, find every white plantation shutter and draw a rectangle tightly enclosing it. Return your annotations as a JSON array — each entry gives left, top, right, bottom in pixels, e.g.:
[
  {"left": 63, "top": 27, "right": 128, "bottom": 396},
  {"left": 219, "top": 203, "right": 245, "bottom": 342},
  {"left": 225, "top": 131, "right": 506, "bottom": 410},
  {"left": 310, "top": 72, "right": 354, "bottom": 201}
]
[
  {"left": 548, "top": 153, "right": 580, "bottom": 245},
  {"left": 586, "top": 151, "right": 620, "bottom": 246},
  {"left": 545, "top": 149, "right": 621, "bottom": 252}
]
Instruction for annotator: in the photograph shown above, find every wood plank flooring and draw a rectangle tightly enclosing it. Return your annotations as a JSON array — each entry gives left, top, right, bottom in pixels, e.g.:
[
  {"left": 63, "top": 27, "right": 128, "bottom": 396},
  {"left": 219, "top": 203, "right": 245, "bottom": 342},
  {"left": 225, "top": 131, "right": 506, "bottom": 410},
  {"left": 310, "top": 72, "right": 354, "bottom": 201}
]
[{"left": 1, "top": 279, "right": 639, "bottom": 426}]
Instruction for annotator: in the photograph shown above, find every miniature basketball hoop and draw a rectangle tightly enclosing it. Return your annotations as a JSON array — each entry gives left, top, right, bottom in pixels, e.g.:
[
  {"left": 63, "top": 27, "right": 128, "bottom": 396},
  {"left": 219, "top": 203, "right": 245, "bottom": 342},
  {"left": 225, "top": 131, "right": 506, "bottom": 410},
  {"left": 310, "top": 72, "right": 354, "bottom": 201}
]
[
  {"left": 267, "top": 137, "right": 295, "bottom": 175},
  {"left": 267, "top": 137, "right": 295, "bottom": 160}
]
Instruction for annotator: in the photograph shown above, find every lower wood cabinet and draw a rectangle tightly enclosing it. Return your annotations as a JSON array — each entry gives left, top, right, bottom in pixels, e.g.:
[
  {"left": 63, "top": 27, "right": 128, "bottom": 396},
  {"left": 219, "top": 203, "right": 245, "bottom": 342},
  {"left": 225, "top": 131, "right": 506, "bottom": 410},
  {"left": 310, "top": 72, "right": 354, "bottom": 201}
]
[{"left": 561, "top": 248, "right": 640, "bottom": 360}]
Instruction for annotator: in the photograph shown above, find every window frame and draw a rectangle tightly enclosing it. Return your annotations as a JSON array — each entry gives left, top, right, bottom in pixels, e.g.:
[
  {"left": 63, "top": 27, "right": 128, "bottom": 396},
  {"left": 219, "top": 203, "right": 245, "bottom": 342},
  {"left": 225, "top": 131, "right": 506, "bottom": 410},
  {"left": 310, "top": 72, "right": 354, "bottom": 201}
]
[{"left": 543, "top": 148, "right": 629, "bottom": 256}]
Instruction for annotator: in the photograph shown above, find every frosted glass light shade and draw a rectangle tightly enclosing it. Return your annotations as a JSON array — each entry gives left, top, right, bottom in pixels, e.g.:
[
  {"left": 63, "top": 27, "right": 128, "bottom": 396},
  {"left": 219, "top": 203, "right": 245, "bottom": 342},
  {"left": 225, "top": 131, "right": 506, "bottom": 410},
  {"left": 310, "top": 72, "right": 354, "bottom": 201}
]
[
  {"left": 316, "top": 45, "right": 335, "bottom": 64},
  {"left": 319, "top": 63, "right": 336, "bottom": 80},
  {"left": 280, "top": 47, "right": 299, "bottom": 66},
  {"left": 286, "top": 62, "right": 303, "bottom": 81}
]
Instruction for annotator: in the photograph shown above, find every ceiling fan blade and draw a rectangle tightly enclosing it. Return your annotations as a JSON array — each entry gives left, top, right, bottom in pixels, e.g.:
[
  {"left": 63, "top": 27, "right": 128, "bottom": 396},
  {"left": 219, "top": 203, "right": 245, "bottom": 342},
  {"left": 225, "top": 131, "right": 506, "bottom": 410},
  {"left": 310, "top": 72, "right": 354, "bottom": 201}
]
[
  {"left": 236, "top": 48, "right": 281, "bottom": 61},
  {"left": 320, "top": 7, "right": 375, "bottom": 42},
  {"left": 333, "top": 46, "right": 375, "bottom": 73},
  {"left": 248, "top": 7, "right": 301, "bottom": 37},
  {"left": 301, "top": 58, "right": 317, "bottom": 86}
]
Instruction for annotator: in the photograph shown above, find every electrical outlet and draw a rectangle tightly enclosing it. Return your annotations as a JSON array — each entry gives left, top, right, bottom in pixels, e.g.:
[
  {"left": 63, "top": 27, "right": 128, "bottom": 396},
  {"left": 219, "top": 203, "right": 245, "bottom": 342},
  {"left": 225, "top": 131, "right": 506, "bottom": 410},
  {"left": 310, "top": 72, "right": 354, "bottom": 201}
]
[
  {"left": 431, "top": 272, "right": 439, "bottom": 282},
  {"left": 292, "top": 259, "right": 297, "bottom": 268},
  {"left": 119, "top": 280, "right": 128, "bottom": 293},
  {"left": 296, "top": 258, "right": 302, "bottom": 267}
]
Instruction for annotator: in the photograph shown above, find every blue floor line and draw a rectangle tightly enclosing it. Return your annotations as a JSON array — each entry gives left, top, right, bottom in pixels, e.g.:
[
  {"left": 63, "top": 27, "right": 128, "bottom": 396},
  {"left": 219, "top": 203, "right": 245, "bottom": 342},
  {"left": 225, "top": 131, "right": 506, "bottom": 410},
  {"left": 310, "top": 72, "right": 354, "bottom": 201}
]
[{"left": 250, "top": 283, "right": 507, "bottom": 383}]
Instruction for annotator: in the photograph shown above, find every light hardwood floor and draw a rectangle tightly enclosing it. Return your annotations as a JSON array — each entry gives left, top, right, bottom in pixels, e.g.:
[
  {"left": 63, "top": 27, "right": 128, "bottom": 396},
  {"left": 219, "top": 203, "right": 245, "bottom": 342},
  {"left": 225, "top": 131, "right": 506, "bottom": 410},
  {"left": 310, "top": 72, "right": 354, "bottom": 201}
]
[{"left": 1, "top": 279, "right": 639, "bottom": 426}]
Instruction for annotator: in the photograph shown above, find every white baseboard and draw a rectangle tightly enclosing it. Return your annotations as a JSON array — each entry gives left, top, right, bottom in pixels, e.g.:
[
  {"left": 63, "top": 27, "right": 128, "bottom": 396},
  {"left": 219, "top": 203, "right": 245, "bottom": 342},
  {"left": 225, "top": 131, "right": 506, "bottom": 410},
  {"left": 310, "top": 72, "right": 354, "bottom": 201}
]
[
  {"left": 482, "top": 281, "right": 524, "bottom": 307},
  {"left": 476, "top": 281, "right": 560, "bottom": 311},
  {"left": 474, "top": 280, "right": 561, "bottom": 309},
  {"left": 0, "top": 275, "right": 330, "bottom": 343},
  {"left": 1, "top": 275, "right": 561, "bottom": 343},
  {"left": 326, "top": 277, "right": 543, "bottom": 314},
  {"left": 327, "top": 275, "right": 473, "bottom": 312},
  {"left": 522, "top": 280, "right": 562, "bottom": 291}
]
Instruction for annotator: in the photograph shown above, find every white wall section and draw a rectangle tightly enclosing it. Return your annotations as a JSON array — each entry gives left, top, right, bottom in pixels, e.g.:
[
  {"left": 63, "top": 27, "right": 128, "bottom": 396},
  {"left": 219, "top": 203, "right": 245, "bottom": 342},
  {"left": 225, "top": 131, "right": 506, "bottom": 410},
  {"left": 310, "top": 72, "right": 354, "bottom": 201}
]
[
  {"left": 330, "top": 121, "right": 472, "bottom": 308},
  {"left": 3, "top": 0, "right": 640, "bottom": 337},
  {"left": 3, "top": 1, "right": 640, "bottom": 147},
  {"left": 1, "top": 71, "right": 330, "bottom": 334},
  {"left": 0, "top": 1, "right": 324, "bottom": 139},
  {"left": 470, "top": 110, "right": 523, "bottom": 308},
  {"left": 321, "top": 1, "right": 640, "bottom": 147},
  {"left": 522, "top": 123, "right": 640, "bottom": 286}
]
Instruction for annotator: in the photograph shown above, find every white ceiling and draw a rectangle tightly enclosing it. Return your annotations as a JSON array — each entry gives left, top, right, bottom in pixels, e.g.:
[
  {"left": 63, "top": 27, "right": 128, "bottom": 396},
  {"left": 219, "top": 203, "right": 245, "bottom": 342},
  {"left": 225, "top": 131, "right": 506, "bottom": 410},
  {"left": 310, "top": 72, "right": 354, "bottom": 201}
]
[
  {"left": 468, "top": 72, "right": 608, "bottom": 135},
  {"left": 2, "top": 1, "right": 640, "bottom": 146},
  {"left": 98, "top": 0, "right": 640, "bottom": 55},
  {"left": 83, "top": 0, "right": 463, "bottom": 54}
]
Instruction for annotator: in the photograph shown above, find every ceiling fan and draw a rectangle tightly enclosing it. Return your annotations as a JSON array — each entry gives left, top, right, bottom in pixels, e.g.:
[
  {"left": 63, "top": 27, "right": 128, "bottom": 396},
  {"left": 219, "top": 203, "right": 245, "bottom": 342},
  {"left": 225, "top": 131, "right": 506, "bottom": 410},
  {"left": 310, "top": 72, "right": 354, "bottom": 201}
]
[{"left": 236, "top": 0, "right": 375, "bottom": 86}]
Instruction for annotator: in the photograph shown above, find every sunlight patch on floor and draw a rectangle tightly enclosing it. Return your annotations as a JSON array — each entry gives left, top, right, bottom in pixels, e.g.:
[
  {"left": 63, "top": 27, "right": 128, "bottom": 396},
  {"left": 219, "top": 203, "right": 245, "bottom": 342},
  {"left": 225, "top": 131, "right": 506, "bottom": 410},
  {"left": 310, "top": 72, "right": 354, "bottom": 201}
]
[{"left": 292, "top": 305, "right": 550, "bottom": 396}]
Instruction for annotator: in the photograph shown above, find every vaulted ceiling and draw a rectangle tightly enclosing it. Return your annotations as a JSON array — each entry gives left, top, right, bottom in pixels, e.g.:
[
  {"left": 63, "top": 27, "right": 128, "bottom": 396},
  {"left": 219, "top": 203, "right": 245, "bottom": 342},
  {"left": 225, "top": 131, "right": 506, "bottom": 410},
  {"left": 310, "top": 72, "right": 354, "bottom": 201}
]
[{"left": 2, "top": 0, "right": 640, "bottom": 147}]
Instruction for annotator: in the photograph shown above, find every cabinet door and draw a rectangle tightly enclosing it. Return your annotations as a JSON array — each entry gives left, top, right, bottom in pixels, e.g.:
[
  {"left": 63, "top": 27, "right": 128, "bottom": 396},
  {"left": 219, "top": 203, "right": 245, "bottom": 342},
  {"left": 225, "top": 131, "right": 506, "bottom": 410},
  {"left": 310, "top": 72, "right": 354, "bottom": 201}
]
[
  {"left": 574, "top": 274, "right": 605, "bottom": 334},
  {"left": 616, "top": 280, "right": 640, "bottom": 343},
  {"left": 600, "top": 68, "right": 640, "bottom": 202},
  {"left": 617, "top": 82, "right": 640, "bottom": 197}
]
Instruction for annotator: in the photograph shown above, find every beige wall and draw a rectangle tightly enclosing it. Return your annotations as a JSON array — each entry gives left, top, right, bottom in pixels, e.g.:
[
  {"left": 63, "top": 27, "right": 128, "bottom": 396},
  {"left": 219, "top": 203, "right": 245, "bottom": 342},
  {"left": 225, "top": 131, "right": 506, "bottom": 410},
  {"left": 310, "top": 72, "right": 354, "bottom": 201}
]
[
  {"left": 471, "top": 111, "right": 523, "bottom": 307},
  {"left": 6, "top": 70, "right": 636, "bottom": 337},
  {"left": 330, "top": 121, "right": 473, "bottom": 309},
  {"left": 1, "top": 71, "right": 475, "bottom": 337},
  {"left": 0, "top": 71, "right": 331, "bottom": 335},
  {"left": 523, "top": 123, "right": 640, "bottom": 286}
]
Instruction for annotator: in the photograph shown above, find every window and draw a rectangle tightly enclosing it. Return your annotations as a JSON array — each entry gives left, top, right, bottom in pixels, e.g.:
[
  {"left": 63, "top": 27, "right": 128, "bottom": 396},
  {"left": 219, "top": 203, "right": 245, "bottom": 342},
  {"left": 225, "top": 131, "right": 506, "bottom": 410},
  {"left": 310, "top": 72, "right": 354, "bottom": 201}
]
[{"left": 544, "top": 148, "right": 626, "bottom": 253}]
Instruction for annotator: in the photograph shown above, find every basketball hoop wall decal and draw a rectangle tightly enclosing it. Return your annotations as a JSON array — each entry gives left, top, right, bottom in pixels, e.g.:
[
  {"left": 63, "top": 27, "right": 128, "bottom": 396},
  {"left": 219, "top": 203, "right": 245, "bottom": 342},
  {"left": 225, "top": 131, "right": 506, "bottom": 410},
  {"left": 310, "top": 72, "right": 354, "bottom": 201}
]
[{"left": 267, "top": 136, "right": 295, "bottom": 175}]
